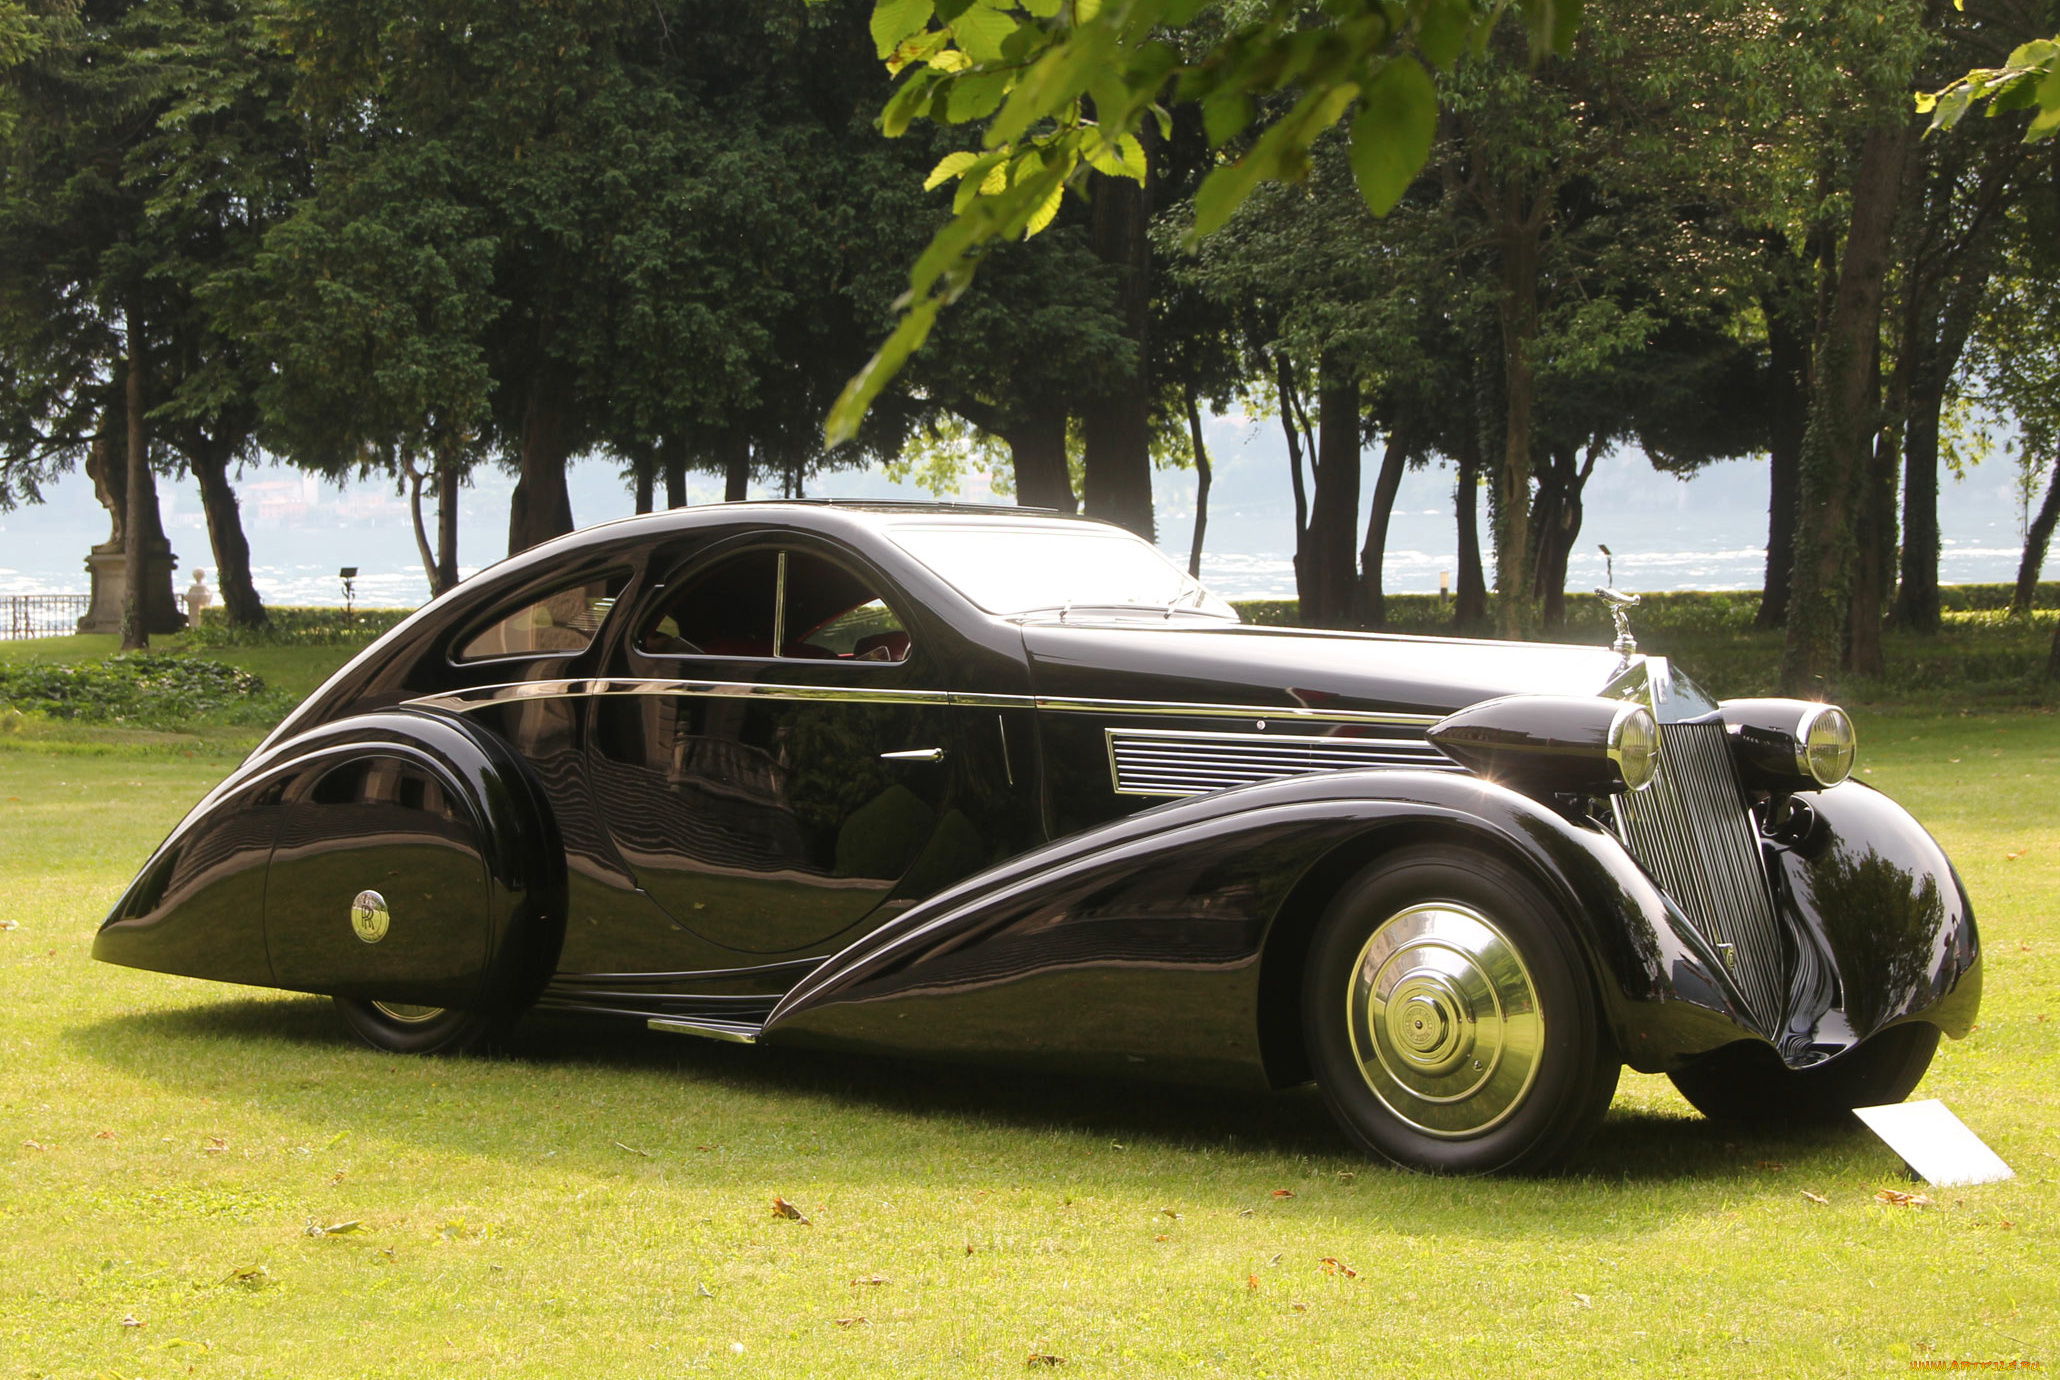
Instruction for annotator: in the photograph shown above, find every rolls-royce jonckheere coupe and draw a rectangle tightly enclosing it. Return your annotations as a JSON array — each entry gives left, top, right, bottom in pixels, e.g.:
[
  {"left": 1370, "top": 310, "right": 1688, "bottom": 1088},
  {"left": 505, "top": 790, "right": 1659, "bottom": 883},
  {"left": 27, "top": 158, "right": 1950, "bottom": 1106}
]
[{"left": 97, "top": 504, "right": 1980, "bottom": 1172}]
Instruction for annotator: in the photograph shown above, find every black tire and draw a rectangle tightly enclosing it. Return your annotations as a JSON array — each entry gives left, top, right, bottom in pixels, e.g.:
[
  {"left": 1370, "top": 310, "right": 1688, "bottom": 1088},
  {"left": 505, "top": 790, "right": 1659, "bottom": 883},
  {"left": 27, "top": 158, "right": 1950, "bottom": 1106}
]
[
  {"left": 1668, "top": 1023, "right": 1940, "bottom": 1124},
  {"left": 333, "top": 996, "right": 511, "bottom": 1056},
  {"left": 1302, "top": 844, "right": 1619, "bottom": 1174}
]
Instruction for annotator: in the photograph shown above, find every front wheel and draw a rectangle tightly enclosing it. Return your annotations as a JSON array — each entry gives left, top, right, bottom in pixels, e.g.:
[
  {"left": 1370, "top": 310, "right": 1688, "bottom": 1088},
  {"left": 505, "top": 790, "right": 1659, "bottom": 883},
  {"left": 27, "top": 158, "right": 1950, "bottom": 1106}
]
[
  {"left": 333, "top": 996, "right": 511, "bottom": 1056},
  {"left": 1302, "top": 845, "right": 1619, "bottom": 1174},
  {"left": 1668, "top": 1023, "right": 1940, "bottom": 1124}
]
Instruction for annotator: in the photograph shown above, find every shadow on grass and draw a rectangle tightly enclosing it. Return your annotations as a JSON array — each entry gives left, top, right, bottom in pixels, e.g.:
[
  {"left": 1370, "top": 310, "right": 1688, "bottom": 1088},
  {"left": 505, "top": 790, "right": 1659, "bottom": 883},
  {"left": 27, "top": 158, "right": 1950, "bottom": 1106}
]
[{"left": 68, "top": 994, "right": 1869, "bottom": 1194}]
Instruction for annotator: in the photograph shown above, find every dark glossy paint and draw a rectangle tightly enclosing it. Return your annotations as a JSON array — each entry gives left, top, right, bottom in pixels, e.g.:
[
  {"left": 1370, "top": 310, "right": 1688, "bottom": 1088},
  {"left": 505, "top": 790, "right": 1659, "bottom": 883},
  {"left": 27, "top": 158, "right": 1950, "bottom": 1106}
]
[
  {"left": 97, "top": 503, "right": 1979, "bottom": 1088},
  {"left": 1426, "top": 694, "right": 1643, "bottom": 796}
]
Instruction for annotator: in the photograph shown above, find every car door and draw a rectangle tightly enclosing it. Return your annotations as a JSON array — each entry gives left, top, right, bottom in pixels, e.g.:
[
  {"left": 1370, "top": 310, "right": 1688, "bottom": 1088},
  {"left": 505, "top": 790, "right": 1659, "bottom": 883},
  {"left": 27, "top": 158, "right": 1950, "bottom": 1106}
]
[{"left": 588, "top": 538, "right": 967, "bottom": 954}]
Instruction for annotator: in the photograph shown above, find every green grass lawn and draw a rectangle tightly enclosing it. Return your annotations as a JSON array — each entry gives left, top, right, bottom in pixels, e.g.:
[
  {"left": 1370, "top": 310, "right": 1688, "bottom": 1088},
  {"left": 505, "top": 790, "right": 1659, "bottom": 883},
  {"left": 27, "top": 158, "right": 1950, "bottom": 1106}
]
[{"left": 0, "top": 641, "right": 2055, "bottom": 1376}]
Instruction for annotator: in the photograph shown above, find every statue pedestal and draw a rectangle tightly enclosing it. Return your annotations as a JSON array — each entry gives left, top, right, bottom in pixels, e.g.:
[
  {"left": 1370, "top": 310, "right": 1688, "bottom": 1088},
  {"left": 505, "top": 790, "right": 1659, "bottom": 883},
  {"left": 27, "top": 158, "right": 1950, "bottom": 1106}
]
[{"left": 77, "top": 540, "right": 186, "bottom": 636}]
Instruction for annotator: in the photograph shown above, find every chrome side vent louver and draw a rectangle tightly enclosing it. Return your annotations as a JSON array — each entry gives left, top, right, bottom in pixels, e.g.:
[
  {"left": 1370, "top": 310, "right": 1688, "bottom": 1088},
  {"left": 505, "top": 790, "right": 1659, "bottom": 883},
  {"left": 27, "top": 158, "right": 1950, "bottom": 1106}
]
[
  {"left": 1612, "top": 720, "right": 1788, "bottom": 1029},
  {"left": 1107, "top": 726, "right": 1461, "bottom": 799}
]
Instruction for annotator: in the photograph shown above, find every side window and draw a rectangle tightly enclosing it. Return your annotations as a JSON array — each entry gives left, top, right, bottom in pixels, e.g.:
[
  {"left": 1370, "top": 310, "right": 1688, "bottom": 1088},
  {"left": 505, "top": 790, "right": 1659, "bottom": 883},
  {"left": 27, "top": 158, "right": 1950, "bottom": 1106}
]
[
  {"left": 457, "top": 575, "right": 623, "bottom": 662},
  {"left": 639, "top": 549, "right": 779, "bottom": 656},
  {"left": 638, "top": 548, "right": 910, "bottom": 663},
  {"left": 783, "top": 550, "right": 909, "bottom": 662}
]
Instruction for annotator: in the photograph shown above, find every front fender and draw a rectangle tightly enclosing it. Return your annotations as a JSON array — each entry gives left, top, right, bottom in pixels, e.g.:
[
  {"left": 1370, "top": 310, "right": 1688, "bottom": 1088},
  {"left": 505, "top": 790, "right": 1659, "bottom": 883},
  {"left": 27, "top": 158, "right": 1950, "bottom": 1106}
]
[
  {"left": 1766, "top": 782, "right": 1980, "bottom": 1053},
  {"left": 762, "top": 770, "right": 1754, "bottom": 1084}
]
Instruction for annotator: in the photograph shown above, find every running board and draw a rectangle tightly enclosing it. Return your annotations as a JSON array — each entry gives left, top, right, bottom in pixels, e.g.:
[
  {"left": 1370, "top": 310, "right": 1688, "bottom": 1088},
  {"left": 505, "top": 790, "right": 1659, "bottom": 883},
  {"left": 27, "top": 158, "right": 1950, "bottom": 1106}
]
[{"left": 647, "top": 1016, "right": 761, "bottom": 1045}]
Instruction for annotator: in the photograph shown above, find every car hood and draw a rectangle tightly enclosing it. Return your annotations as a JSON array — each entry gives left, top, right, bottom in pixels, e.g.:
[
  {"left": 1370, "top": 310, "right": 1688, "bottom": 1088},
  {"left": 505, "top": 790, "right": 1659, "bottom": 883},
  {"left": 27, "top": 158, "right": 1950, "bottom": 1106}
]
[{"left": 1019, "top": 619, "right": 1637, "bottom": 719}]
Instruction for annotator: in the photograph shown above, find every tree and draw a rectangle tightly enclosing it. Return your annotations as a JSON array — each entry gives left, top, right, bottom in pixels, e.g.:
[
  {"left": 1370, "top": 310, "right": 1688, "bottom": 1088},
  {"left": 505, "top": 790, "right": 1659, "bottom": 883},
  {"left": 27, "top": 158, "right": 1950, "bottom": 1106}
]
[{"left": 827, "top": 0, "right": 1581, "bottom": 451}]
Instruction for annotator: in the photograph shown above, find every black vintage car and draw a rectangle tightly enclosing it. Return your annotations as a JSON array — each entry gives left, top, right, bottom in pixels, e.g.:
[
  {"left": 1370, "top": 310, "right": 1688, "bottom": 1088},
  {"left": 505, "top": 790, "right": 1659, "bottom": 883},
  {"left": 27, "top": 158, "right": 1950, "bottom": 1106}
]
[{"left": 97, "top": 503, "right": 1980, "bottom": 1172}]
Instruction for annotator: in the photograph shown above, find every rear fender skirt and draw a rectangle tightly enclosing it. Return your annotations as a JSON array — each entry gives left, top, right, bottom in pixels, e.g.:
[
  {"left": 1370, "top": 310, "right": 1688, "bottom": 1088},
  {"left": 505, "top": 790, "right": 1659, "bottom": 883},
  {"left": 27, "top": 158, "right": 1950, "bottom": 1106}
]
[
  {"left": 762, "top": 770, "right": 1760, "bottom": 1084},
  {"left": 95, "top": 711, "right": 564, "bottom": 1013}
]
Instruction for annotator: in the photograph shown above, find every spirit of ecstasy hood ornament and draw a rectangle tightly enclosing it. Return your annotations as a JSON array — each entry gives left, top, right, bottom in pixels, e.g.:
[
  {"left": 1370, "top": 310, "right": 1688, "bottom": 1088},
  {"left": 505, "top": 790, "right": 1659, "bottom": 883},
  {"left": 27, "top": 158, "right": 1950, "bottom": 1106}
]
[{"left": 1595, "top": 543, "right": 1639, "bottom": 658}]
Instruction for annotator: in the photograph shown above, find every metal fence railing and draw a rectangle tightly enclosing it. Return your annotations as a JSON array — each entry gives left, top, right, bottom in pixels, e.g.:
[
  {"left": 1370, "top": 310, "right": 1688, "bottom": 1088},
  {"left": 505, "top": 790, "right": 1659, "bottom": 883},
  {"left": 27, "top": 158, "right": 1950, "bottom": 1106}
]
[{"left": 2, "top": 594, "right": 90, "bottom": 640}]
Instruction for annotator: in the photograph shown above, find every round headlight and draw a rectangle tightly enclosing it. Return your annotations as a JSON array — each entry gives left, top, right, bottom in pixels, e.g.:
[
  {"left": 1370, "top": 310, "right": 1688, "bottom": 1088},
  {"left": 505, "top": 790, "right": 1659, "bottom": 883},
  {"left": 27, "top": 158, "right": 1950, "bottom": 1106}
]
[
  {"left": 1607, "top": 703, "right": 1659, "bottom": 792},
  {"left": 1799, "top": 704, "right": 1855, "bottom": 786}
]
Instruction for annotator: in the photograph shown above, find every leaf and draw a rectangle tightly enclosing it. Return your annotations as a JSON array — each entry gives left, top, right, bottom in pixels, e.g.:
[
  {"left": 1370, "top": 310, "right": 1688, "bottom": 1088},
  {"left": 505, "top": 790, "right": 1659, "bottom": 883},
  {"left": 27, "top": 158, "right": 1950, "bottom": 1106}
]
[
  {"left": 1875, "top": 1189, "right": 1935, "bottom": 1208},
  {"left": 1757, "top": 1161, "right": 1785, "bottom": 1172},
  {"left": 946, "top": 70, "right": 1013, "bottom": 123},
  {"left": 1161, "top": 1208, "right": 1181, "bottom": 1219},
  {"left": 1026, "top": 1355, "right": 1067, "bottom": 1368},
  {"left": 1573, "top": 1292, "right": 1593, "bottom": 1308},
  {"left": 1800, "top": 1190, "right": 1829, "bottom": 1205},
  {"left": 1349, "top": 56, "right": 1437, "bottom": 217},
  {"left": 697, "top": 1283, "right": 715, "bottom": 1299},
  {"left": 304, "top": 1218, "right": 363, "bottom": 1238},
  {"left": 1521, "top": 0, "right": 1582, "bottom": 60},
  {"left": 613, "top": 1141, "right": 653, "bottom": 1157},
  {"left": 872, "top": 0, "right": 935, "bottom": 59},
  {"left": 1416, "top": 0, "right": 1472, "bottom": 69},
  {"left": 1271, "top": 1189, "right": 1295, "bottom": 1199},
  {"left": 951, "top": 4, "right": 1017, "bottom": 65},
  {"left": 1022, "top": 179, "right": 1066, "bottom": 236},
  {"left": 1318, "top": 1257, "right": 1358, "bottom": 1278},
  {"left": 120, "top": 1314, "right": 145, "bottom": 1329},
  {"left": 835, "top": 1316, "right": 869, "bottom": 1327},
  {"left": 851, "top": 1274, "right": 890, "bottom": 1286},
  {"left": 772, "top": 1195, "right": 812, "bottom": 1224},
  {"left": 1246, "top": 1273, "right": 1259, "bottom": 1290},
  {"left": 218, "top": 1264, "right": 269, "bottom": 1289}
]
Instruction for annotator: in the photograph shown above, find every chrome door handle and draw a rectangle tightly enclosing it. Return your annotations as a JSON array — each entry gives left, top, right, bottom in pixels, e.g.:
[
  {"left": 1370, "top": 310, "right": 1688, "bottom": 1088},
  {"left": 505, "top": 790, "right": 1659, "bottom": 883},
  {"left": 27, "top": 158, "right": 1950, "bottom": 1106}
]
[{"left": 879, "top": 748, "right": 946, "bottom": 763}]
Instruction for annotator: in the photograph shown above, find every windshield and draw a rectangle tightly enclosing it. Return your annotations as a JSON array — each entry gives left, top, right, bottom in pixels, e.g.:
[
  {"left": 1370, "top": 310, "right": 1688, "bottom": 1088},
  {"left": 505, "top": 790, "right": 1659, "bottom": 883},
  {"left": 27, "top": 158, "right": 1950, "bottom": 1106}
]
[{"left": 888, "top": 521, "right": 1239, "bottom": 620}]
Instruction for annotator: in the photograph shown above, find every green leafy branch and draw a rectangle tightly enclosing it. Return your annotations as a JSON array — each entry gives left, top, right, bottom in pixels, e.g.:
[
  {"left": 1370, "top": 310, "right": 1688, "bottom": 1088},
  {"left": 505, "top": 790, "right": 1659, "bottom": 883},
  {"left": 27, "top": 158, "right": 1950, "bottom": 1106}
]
[
  {"left": 1917, "top": 35, "right": 2060, "bottom": 143},
  {"left": 827, "top": 0, "right": 1581, "bottom": 446}
]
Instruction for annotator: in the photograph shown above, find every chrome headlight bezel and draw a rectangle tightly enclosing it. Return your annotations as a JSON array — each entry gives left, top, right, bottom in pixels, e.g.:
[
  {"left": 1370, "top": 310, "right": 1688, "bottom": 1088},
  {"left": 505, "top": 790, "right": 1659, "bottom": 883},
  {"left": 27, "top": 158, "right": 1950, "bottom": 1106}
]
[
  {"left": 1719, "top": 698, "right": 1856, "bottom": 791},
  {"left": 1606, "top": 701, "right": 1659, "bottom": 792}
]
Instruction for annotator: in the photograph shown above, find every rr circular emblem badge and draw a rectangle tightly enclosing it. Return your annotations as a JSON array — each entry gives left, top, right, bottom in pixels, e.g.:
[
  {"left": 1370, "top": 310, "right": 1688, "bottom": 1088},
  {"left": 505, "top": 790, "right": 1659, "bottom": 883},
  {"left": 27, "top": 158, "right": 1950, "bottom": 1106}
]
[{"left": 350, "top": 889, "right": 390, "bottom": 944}]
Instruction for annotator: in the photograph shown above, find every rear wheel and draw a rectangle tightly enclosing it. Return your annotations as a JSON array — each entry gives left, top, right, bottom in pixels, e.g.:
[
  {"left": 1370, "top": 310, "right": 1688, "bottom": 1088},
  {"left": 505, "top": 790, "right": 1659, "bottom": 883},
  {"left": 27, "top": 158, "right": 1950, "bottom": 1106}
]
[
  {"left": 333, "top": 996, "right": 511, "bottom": 1056},
  {"left": 1668, "top": 1023, "right": 1940, "bottom": 1123},
  {"left": 1302, "top": 845, "right": 1619, "bottom": 1174}
]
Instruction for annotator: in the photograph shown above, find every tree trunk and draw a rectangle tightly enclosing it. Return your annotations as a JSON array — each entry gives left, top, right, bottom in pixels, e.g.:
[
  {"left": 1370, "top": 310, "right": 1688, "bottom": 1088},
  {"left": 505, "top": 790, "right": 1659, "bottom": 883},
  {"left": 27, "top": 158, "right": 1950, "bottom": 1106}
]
[
  {"left": 1893, "top": 369, "right": 1944, "bottom": 631},
  {"left": 2048, "top": 615, "right": 2060, "bottom": 683},
  {"left": 633, "top": 450, "right": 654, "bottom": 515},
  {"left": 2014, "top": 464, "right": 2060, "bottom": 616},
  {"left": 1079, "top": 169, "right": 1155, "bottom": 540},
  {"left": 1894, "top": 264, "right": 1992, "bottom": 631},
  {"left": 1755, "top": 290, "right": 1811, "bottom": 629},
  {"left": 1359, "top": 432, "right": 1409, "bottom": 629},
  {"left": 436, "top": 462, "right": 460, "bottom": 593},
  {"left": 1781, "top": 121, "right": 1913, "bottom": 697},
  {"left": 663, "top": 437, "right": 688, "bottom": 508},
  {"left": 1304, "top": 357, "right": 1361, "bottom": 629},
  {"left": 1184, "top": 389, "right": 1211, "bottom": 579},
  {"left": 121, "top": 306, "right": 151, "bottom": 651},
  {"left": 507, "top": 366, "right": 575, "bottom": 555},
  {"left": 1493, "top": 190, "right": 1542, "bottom": 641},
  {"left": 1005, "top": 407, "right": 1075, "bottom": 512},
  {"left": 405, "top": 455, "right": 440, "bottom": 596},
  {"left": 1848, "top": 338, "right": 1899, "bottom": 679},
  {"left": 722, "top": 431, "right": 750, "bottom": 501},
  {"left": 1529, "top": 442, "right": 1595, "bottom": 629},
  {"left": 189, "top": 442, "right": 265, "bottom": 628},
  {"left": 1454, "top": 441, "right": 1488, "bottom": 631},
  {"left": 1277, "top": 355, "right": 1311, "bottom": 614}
]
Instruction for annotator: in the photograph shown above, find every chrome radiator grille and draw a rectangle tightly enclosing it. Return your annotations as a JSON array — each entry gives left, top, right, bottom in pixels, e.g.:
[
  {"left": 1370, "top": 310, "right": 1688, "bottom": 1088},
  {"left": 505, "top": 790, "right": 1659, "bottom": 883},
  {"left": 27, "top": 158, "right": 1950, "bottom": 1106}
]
[
  {"left": 1107, "top": 726, "right": 1460, "bottom": 798},
  {"left": 1613, "top": 721, "right": 1787, "bottom": 1028}
]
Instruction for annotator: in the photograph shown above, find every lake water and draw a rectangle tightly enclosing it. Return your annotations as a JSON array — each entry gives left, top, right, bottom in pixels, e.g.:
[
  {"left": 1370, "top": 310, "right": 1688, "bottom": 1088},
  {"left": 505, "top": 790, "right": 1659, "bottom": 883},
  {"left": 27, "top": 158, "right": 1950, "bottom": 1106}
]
[{"left": 0, "top": 412, "right": 2037, "bottom": 607}]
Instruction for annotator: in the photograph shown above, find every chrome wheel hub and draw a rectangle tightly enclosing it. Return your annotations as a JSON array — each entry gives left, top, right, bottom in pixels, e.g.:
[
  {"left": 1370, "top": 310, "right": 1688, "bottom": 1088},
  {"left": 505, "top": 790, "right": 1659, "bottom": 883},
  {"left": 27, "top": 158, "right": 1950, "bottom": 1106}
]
[
  {"left": 370, "top": 1002, "right": 444, "bottom": 1024},
  {"left": 1346, "top": 903, "right": 1544, "bottom": 1138}
]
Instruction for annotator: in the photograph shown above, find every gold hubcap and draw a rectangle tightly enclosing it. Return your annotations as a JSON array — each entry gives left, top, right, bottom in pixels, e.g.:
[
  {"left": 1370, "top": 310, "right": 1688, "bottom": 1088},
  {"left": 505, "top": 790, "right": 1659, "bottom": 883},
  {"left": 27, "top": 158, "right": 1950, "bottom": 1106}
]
[
  {"left": 370, "top": 1002, "right": 445, "bottom": 1024},
  {"left": 1346, "top": 903, "right": 1545, "bottom": 1138}
]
